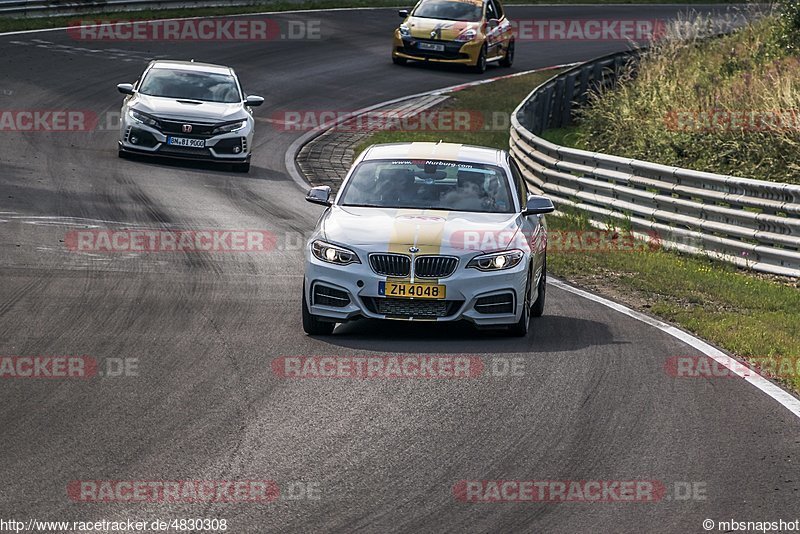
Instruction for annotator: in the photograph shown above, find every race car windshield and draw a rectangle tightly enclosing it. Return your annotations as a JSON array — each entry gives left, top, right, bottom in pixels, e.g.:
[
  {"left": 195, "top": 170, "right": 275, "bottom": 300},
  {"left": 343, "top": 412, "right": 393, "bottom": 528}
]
[
  {"left": 138, "top": 68, "right": 241, "bottom": 103},
  {"left": 339, "top": 159, "right": 515, "bottom": 213},
  {"left": 412, "top": 0, "right": 483, "bottom": 22}
]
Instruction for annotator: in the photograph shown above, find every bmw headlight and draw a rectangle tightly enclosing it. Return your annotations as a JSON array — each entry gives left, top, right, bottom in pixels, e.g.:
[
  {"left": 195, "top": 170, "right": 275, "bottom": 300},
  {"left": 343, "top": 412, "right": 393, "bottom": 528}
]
[
  {"left": 311, "top": 240, "right": 361, "bottom": 266},
  {"left": 467, "top": 249, "right": 524, "bottom": 271},
  {"left": 212, "top": 120, "right": 246, "bottom": 135},
  {"left": 399, "top": 24, "right": 411, "bottom": 37},
  {"left": 455, "top": 29, "right": 478, "bottom": 42},
  {"left": 128, "top": 109, "right": 161, "bottom": 129}
]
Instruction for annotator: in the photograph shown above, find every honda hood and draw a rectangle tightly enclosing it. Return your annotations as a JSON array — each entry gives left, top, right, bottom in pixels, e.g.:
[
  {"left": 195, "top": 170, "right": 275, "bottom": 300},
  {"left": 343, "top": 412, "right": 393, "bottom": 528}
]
[{"left": 129, "top": 94, "right": 248, "bottom": 122}]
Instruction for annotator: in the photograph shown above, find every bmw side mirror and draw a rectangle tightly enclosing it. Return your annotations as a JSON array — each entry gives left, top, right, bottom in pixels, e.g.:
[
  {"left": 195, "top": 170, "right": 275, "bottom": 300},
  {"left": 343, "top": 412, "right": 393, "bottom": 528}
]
[
  {"left": 306, "top": 185, "right": 332, "bottom": 207},
  {"left": 523, "top": 194, "right": 555, "bottom": 216},
  {"left": 117, "top": 83, "right": 135, "bottom": 95},
  {"left": 398, "top": 9, "right": 409, "bottom": 17},
  {"left": 245, "top": 95, "right": 264, "bottom": 107}
]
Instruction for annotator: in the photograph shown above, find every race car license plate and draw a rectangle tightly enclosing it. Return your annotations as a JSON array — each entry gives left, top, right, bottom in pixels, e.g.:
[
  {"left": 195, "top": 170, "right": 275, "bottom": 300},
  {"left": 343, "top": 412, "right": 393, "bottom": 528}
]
[
  {"left": 379, "top": 281, "right": 446, "bottom": 299},
  {"left": 167, "top": 136, "right": 205, "bottom": 148},
  {"left": 419, "top": 42, "right": 445, "bottom": 52}
]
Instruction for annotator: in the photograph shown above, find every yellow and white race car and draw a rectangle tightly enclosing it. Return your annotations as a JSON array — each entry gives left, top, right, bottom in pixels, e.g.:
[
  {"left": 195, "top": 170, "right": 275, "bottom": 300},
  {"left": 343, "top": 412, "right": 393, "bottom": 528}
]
[{"left": 392, "top": 0, "right": 514, "bottom": 73}]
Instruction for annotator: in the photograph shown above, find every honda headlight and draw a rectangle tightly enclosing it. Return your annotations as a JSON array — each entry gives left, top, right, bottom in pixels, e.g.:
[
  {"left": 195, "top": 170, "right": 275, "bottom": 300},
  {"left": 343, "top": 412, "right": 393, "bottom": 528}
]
[
  {"left": 455, "top": 28, "right": 478, "bottom": 42},
  {"left": 212, "top": 120, "right": 246, "bottom": 135},
  {"left": 467, "top": 249, "right": 524, "bottom": 271},
  {"left": 311, "top": 240, "right": 360, "bottom": 266},
  {"left": 128, "top": 109, "right": 161, "bottom": 129},
  {"left": 399, "top": 24, "right": 411, "bottom": 37}
]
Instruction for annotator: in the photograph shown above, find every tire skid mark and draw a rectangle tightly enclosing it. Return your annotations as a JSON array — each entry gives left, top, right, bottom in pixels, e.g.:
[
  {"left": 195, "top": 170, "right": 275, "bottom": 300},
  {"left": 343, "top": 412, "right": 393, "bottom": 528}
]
[
  {"left": 0, "top": 276, "right": 43, "bottom": 324},
  {"left": 115, "top": 174, "right": 223, "bottom": 275},
  {"left": 220, "top": 178, "right": 313, "bottom": 251}
]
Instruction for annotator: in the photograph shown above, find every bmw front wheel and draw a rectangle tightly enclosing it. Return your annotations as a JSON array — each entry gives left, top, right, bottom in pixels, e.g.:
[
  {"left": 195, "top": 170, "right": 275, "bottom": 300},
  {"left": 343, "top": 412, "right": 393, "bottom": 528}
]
[{"left": 302, "top": 283, "right": 335, "bottom": 335}]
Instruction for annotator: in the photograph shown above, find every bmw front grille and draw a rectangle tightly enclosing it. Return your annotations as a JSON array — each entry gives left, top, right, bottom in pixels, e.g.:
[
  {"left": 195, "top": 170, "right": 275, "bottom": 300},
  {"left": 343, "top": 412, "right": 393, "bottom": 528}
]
[
  {"left": 370, "top": 254, "right": 458, "bottom": 278},
  {"left": 369, "top": 254, "right": 411, "bottom": 277},
  {"left": 414, "top": 256, "right": 458, "bottom": 278}
]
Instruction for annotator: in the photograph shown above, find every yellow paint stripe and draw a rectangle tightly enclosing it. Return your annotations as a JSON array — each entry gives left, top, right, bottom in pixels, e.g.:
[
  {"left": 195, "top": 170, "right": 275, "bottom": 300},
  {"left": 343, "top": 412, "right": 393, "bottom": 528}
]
[
  {"left": 386, "top": 209, "right": 453, "bottom": 283},
  {"left": 406, "top": 142, "right": 464, "bottom": 162},
  {"left": 414, "top": 211, "right": 448, "bottom": 256},
  {"left": 407, "top": 142, "right": 437, "bottom": 160},
  {"left": 384, "top": 150, "right": 464, "bottom": 284},
  {"left": 388, "top": 208, "right": 423, "bottom": 255},
  {"left": 431, "top": 143, "right": 462, "bottom": 162}
]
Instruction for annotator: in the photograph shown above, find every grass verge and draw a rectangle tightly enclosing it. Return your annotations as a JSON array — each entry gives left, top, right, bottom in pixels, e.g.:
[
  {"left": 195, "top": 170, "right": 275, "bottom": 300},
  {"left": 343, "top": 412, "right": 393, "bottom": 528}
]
[
  {"left": 0, "top": 0, "right": 758, "bottom": 34},
  {"left": 351, "top": 68, "right": 800, "bottom": 394},
  {"left": 574, "top": 10, "right": 800, "bottom": 184}
]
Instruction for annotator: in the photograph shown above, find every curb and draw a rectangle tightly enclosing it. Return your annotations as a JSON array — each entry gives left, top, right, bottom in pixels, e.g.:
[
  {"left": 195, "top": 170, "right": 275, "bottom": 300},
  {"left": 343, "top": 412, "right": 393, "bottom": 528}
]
[{"left": 283, "top": 62, "right": 579, "bottom": 191}]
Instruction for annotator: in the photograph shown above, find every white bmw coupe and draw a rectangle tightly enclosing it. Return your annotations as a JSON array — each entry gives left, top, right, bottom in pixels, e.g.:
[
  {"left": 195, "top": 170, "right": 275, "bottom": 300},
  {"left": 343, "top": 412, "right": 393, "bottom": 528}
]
[{"left": 302, "top": 142, "right": 554, "bottom": 336}]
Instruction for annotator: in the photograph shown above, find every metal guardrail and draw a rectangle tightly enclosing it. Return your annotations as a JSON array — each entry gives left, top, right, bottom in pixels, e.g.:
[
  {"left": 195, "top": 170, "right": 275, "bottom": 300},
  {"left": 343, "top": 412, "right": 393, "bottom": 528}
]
[{"left": 509, "top": 49, "right": 800, "bottom": 277}]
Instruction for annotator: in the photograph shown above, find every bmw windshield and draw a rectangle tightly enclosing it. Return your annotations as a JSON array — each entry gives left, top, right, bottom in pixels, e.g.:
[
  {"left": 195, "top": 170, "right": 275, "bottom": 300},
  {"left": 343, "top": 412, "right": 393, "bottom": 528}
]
[{"left": 338, "top": 159, "right": 515, "bottom": 213}]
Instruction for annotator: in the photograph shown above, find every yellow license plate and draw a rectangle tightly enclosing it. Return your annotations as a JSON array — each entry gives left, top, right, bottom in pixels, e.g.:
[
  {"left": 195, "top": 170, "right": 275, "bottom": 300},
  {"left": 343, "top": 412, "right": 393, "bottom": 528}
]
[{"left": 382, "top": 281, "right": 446, "bottom": 299}]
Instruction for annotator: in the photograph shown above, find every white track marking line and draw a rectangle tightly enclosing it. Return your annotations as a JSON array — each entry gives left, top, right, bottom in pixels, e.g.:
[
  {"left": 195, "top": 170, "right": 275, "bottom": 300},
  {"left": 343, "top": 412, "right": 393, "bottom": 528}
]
[{"left": 550, "top": 278, "right": 800, "bottom": 419}]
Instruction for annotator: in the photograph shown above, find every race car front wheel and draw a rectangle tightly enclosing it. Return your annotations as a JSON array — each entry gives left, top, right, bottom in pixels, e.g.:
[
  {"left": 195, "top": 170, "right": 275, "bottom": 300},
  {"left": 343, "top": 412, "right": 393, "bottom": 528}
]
[
  {"left": 508, "top": 266, "right": 532, "bottom": 337},
  {"left": 500, "top": 39, "right": 515, "bottom": 68},
  {"left": 302, "top": 283, "right": 336, "bottom": 335},
  {"left": 472, "top": 45, "right": 487, "bottom": 74},
  {"left": 531, "top": 256, "right": 547, "bottom": 318}
]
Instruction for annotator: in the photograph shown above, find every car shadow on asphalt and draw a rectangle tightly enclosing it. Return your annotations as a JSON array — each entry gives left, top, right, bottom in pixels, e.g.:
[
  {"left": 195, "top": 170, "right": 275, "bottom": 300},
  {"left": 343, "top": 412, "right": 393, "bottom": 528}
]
[
  {"left": 319, "top": 314, "right": 622, "bottom": 354},
  {"left": 393, "top": 60, "right": 507, "bottom": 77},
  {"left": 119, "top": 153, "right": 260, "bottom": 177}
]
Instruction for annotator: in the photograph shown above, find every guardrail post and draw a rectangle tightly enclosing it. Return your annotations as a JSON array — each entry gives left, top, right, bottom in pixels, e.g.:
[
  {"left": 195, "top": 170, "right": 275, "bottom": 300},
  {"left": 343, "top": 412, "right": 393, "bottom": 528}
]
[
  {"left": 551, "top": 78, "right": 565, "bottom": 129},
  {"left": 562, "top": 72, "right": 578, "bottom": 126},
  {"left": 541, "top": 84, "right": 554, "bottom": 132}
]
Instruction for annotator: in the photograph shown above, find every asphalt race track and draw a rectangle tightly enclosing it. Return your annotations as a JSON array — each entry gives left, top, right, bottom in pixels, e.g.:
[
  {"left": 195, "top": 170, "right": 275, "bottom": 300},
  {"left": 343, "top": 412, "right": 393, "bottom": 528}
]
[{"left": 0, "top": 5, "right": 798, "bottom": 533}]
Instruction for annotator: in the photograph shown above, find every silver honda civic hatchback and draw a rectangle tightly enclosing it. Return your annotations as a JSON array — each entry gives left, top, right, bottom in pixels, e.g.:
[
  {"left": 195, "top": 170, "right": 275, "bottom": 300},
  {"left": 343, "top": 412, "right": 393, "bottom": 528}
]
[{"left": 116, "top": 60, "right": 263, "bottom": 173}]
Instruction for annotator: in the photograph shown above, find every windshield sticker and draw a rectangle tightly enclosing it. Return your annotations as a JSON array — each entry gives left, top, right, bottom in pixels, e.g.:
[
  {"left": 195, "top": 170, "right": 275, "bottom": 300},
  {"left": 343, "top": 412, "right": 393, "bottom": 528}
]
[{"left": 423, "top": 160, "right": 474, "bottom": 169}]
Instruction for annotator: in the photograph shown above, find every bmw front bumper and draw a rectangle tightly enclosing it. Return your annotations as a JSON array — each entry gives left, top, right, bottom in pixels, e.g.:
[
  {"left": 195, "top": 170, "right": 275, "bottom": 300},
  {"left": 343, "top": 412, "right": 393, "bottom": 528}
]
[{"left": 304, "top": 250, "right": 529, "bottom": 326}]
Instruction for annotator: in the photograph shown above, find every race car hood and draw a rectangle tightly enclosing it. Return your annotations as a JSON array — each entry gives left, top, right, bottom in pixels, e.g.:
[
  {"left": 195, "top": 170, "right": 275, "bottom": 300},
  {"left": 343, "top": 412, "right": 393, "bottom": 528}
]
[
  {"left": 129, "top": 94, "right": 248, "bottom": 122},
  {"left": 404, "top": 17, "right": 481, "bottom": 41},
  {"left": 319, "top": 206, "right": 526, "bottom": 255}
]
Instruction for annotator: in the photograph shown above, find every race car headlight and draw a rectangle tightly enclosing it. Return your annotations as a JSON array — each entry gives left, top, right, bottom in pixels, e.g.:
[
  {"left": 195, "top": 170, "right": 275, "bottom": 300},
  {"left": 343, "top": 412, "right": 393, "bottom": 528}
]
[
  {"left": 311, "top": 240, "right": 361, "bottom": 265},
  {"left": 128, "top": 109, "right": 161, "bottom": 129},
  {"left": 212, "top": 120, "right": 246, "bottom": 135},
  {"left": 399, "top": 24, "right": 411, "bottom": 37},
  {"left": 467, "top": 249, "right": 524, "bottom": 271},
  {"left": 455, "top": 29, "right": 478, "bottom": 42}
]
